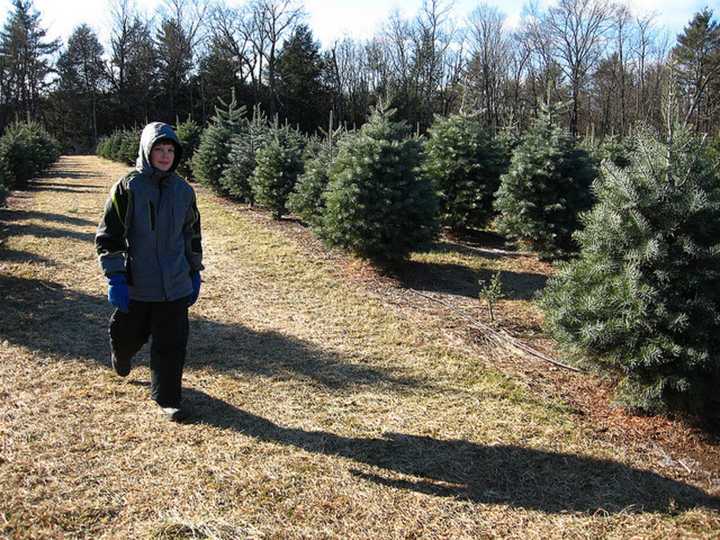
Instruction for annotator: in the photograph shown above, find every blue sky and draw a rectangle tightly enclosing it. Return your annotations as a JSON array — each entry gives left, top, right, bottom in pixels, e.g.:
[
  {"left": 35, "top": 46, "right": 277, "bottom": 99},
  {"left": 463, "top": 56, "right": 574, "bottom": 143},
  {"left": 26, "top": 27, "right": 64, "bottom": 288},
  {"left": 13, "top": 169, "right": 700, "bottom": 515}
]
[{"left": 0, "top": 0, "right": 714, "bottom": 50}]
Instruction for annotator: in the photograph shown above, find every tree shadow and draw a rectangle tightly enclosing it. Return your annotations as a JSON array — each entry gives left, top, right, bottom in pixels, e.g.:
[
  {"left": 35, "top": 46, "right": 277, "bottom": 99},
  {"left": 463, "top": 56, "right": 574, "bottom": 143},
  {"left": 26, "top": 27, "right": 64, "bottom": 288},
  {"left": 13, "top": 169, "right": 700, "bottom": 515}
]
[
  {"left": 0, "top": 275, "right": 111, "bottom": 362},
  {"left": 189, "top": 317, "right": 421, "bottom": 390},
  {"left": 180, "top": 386, "right": 720, "bottom": 514},
  {"left": 0, "top": 246, "right": 57, "bottom": 266},
  {"left": 0, "top": 274, "right": 423, "bottom": 393},
  {"left": 443, "top": 228, "right": 510, "bottom": 250},
  {"left": 43, "top": 170, "right": 103, "bottom": 180},
  {"left": 387, "top": 258, "right": 547, "bottom": 300},
  {"left": 429, "top": 240, "right": 528, "bottom": 260},
  {"left": 1, "top": 221, "right": 96, "bottom": 243},
  {"left": 26, "top": 185, "right": 101, "bottom": 194},
  {"left": 0, "top": 208, "right": 96, "bottom": 227}
]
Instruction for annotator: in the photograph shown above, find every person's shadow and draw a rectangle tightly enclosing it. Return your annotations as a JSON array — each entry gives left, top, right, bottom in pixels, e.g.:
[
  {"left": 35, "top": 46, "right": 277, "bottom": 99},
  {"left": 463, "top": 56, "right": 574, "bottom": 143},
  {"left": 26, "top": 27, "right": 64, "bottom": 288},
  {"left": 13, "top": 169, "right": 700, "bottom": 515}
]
[{"left": 178, "top": 385, "right": 720, "bottom": 515}]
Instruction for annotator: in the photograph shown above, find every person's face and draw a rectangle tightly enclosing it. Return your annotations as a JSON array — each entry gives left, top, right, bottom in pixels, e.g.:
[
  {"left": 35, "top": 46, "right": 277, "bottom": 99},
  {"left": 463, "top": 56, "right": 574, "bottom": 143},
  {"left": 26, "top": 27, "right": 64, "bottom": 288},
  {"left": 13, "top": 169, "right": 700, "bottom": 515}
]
[{"left": 150, "top": 142, "right": 175, "bottom": 171}]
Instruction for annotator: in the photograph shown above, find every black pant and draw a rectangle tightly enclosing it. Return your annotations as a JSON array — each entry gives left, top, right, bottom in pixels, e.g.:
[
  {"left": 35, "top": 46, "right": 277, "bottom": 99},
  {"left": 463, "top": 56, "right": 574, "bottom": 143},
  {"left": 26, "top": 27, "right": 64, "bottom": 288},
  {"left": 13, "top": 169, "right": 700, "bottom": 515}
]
[{"left": 109, "top": 297, "right": 189, "bottom": 407}]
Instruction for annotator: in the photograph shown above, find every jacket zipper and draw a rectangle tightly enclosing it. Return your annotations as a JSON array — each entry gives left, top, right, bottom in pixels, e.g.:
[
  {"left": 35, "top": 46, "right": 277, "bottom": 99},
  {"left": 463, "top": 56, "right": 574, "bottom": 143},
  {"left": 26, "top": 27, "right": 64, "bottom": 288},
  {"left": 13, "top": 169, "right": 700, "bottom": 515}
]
[
  {"left": 149, "top": 201, "right": 155, "bottom": 230},
  {"left": 155, "top": 181, "right": 168, "bottom": 300}
]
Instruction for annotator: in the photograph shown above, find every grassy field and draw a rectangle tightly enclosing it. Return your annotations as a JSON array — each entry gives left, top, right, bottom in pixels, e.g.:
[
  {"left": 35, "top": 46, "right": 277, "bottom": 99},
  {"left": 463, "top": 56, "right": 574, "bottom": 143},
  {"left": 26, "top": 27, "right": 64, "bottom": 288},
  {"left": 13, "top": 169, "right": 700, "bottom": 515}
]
[{"left": 0, "top": 155, "right": 718, "bottom": 539}]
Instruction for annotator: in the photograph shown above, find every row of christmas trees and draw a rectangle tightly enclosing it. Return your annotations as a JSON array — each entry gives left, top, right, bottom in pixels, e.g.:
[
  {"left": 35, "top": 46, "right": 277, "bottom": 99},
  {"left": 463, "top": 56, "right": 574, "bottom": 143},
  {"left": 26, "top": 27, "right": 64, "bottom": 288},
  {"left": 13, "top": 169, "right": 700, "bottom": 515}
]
[
  {"left": 0, "top": 122, "right": 60, "bottom": 205},
  {"left": 190, "top": 94, "right": 612, "bottom": 260},
  {"left": 97, "top": 95, "right": 720, "bottom": 419}
]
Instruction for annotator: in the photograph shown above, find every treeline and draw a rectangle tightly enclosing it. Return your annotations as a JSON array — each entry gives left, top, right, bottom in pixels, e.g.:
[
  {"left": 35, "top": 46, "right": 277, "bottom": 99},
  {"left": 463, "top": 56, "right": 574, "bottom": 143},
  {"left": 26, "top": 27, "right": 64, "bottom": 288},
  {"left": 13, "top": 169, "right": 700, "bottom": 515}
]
[{"left": 1, "top": 0, "right": 720, "bottom": 150}]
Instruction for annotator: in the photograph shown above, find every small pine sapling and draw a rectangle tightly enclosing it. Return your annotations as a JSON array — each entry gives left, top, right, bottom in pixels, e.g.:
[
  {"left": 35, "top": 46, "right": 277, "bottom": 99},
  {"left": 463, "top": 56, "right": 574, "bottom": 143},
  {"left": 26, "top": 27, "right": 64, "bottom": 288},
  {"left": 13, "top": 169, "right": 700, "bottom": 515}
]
[{"left": 479, "top": 271, "right": 503, "bottom": 322}]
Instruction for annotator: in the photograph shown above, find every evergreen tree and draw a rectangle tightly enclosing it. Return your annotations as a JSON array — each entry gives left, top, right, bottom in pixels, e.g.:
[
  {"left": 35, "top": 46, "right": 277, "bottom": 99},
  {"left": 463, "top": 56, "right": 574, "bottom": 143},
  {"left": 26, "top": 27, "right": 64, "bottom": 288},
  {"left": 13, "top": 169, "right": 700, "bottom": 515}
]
[
  {"left": 118, "top": 130, "right": 137, "bottom": 164},
  {"left": 191, "top": 90, "right": 246, "bottom": 191},
  {"left": 220, "top": 106, "right": 271, "bottom": 203},
  {"left": 276, "top": 24, "right": 328, "bottom": 133},
  {"left": 103, "top": 12, "right": 158, "bottom": 128},
  {"left": 422, "top": 112, "right": 507, "bottom": 231},
  {"left": 671, "top": 9, "right": 720, "bottom": 132},
  {"left": 250, "top": 127, "right": 305, "bottom": 218},
  {"left": 541, "top": 126, "right": 720, "bottom": 415},
  {"left": 0, "top": 156, "right": 11, "bottom": 205},
  {"left": 321, "top": 105, "right": 438, "bottom": 261},
  {"left": 597, "top": 135, "right": 634, "bottom": 169},
  {"left": 196, "top": 35, "right": 245, "bottom": 125},
  {"left": 0, "top": 121, "right": 59, "bottom": 187},
  {"left": 288, "top": 119, "right": 345, "bottom": 228},
  {"left": 55, "top": 24, "right": 106, "bottom": 150},
  {"left": 494, "top": 105, "right": 597, "bottom": 258},
  {"left": 155, "top": 17, "right": 193, "bottom": 123},
  {"left": 175, "top": 117, "right": 202, "bottom": 179},
  {"left": 0, "top": 0, "right": 61, "bottom": 127}
]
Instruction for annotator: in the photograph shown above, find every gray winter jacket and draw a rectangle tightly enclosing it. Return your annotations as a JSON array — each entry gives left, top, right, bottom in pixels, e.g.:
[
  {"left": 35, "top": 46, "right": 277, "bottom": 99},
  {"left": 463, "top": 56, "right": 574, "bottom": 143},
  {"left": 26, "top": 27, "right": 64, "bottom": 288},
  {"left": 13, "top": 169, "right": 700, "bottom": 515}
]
[{"left": 95, "top": 122, "right": 203, "bottom": 302}]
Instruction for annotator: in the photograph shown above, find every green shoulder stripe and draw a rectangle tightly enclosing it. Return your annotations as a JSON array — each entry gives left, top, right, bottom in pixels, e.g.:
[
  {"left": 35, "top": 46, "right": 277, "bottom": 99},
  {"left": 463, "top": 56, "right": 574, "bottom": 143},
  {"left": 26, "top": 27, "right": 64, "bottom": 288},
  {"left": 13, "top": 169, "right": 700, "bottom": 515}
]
[
  {"left": 111, "top": 172, "right": 138, "bottom": 223},
  {"left": 111, "top": 189, "right": 123, "bottom": 222}
]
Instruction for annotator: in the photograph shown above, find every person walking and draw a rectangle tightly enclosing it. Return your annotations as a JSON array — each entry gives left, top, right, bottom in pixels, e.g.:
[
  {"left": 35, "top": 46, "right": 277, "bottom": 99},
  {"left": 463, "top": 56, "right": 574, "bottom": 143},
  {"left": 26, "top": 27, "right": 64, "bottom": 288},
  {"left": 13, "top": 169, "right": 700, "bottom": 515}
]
[{"left": 95, "top": 122, "right": 203, "bottom": 422}]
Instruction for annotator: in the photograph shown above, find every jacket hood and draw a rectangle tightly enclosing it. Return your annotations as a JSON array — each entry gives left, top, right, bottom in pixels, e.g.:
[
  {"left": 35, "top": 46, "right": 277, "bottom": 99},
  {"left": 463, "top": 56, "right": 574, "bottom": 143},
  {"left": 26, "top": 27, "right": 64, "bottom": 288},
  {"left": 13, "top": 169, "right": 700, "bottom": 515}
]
[{"left": 135, "top": 122, "right": 183, "bottom": 178}]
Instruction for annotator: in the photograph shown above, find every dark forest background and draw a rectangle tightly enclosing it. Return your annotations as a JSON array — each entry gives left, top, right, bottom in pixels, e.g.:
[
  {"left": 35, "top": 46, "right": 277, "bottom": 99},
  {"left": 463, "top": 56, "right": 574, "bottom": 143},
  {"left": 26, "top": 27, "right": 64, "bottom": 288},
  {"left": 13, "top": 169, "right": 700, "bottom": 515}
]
[{"left": 1, "top": 0, "right": 719, "bottom": 151}]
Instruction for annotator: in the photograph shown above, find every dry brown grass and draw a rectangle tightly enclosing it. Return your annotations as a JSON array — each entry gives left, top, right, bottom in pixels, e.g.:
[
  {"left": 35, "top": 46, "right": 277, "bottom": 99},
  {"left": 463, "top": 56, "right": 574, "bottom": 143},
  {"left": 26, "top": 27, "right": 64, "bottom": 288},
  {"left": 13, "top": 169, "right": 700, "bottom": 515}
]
[{"left": 0, "top": 155, "right": 719, "bottom": 539}]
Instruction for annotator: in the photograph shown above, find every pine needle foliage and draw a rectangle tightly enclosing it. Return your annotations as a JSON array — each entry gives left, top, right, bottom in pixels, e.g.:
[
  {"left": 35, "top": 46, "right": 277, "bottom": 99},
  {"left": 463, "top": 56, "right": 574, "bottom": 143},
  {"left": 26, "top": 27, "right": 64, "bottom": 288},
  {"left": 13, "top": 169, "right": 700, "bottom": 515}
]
[
  {"left": 249, "top": 126, "right": 305, "bottom": 219},
  {"left": 175, "top": 117, "right": 203, "bottom": 179},
  {"left": 321, "top": 105, "right": 438, "bottom": 261},
  {"left": 540, "top": 126, "right": 720, "bottom": 415},
  {"left": 288, "top": 119, "right": 345, "bottom": 228},
  {"left": 96, "top": 129, "right": 138, "bottom": 163},
  {"left": 494, "top": 105, "right": 597, "bottom": 258},
  {"left": 422, "top": 113, "right": 507, "bottom": 230},
  {"left": 0, "top": 121, "right": 60, "bottom": 188},
  {"left": 220, "top": 106, "right": 272, "bottom": 203},
  {"left": 192, "top": 90, "right": 247, "bottom": 191},
  {"left": 0, "top": 158, "right": 10, "bottom": 206},
  {"left": 598, "top": 136, "right": 634, "bottom": 169}
]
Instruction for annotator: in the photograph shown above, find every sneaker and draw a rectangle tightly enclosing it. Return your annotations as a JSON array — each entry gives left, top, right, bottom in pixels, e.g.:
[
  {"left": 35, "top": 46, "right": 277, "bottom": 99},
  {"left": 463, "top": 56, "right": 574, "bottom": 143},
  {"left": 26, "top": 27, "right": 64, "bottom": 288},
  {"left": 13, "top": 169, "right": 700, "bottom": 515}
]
[
  {"left": 111, "top": 352, "right": 131, "bottom": 377},
  {"left": 159, "top": 405, "right": 189, "bottom": 423}
]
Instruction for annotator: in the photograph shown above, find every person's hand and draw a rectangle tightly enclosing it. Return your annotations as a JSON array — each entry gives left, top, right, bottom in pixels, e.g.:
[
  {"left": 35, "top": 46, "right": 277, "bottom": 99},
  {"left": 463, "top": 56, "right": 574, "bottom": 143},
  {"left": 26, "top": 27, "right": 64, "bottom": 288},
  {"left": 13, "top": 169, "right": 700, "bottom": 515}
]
[
  {"left": 188, "top": 271, "right": 201, "bottom": 307},
  {"left": 108, "top": 273, "right": 129, "bottom": 313}
]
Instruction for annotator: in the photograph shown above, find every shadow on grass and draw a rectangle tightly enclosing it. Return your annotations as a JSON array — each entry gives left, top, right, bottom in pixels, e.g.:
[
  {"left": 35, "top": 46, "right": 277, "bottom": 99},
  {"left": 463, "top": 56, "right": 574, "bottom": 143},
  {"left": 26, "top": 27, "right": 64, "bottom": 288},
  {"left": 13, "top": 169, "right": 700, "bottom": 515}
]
[
  {"left": 0, "top": 274, "right": 422, "bottom": 392},
  {"left": 26, "top": 185, "right": 101, "bottom": 194},
  {"left": 386, "top": 257, "right": 547, "bottom": 300},
  {"left": 429, "top": 240, "right": 527, "bottom": 260},
  {"left": 182, "top": 386, "right": 720, "bottom": 515},
  {"left": 443, "top": 227, "right": 509, "bottom": 248},
  {"left": 0, "top": 208, "right": 97, "bottom": 227},
  {"left": 0, "top": 247, "right": 57, "bottom": 266},
  {"left": 189, "top": 317, "right": 421, "bottom": 390},
  {"left": 1, "top": 221, "right": 96, "bottom": 243},
  {"left": 43, "top": 169, "right": 104, "bottom": 180}
]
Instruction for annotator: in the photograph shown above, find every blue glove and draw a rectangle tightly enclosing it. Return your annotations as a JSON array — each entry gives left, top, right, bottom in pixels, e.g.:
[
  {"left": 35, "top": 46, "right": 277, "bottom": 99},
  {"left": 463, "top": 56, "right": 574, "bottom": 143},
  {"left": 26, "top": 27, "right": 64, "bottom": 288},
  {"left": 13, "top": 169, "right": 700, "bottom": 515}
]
[
  {"left": 188, "top": 271, "right": 201, "bottom": 306},
  {"left": 108, "top": 273, "right": 130, "bottom": 313}
]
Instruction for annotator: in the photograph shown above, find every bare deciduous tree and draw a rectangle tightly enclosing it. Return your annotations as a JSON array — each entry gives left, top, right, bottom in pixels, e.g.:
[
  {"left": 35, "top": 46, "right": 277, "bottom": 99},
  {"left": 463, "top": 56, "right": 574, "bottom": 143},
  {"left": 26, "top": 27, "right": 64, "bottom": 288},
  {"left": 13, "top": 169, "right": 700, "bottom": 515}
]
[
  {"left": 467, "top": 4, "right": 511, "bottom": 130},
  {"left": 543, "top": 0, "right": 613, "bottom": 137}
]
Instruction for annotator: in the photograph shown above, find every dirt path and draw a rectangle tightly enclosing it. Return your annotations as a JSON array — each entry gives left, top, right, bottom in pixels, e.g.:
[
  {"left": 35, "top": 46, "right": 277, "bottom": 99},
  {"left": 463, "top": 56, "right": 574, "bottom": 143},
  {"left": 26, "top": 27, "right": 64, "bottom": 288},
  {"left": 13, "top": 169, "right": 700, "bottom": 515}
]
[{"left": 1, "top": 156, "right": 719, "bottom": 539}]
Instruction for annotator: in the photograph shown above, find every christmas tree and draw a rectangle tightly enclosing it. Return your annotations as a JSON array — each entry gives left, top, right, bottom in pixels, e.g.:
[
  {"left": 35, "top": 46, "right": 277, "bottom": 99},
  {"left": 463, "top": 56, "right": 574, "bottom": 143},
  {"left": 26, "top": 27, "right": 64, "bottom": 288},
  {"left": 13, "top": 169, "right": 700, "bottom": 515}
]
[
  {"left": 494, "top": 105, "right": 597, "bottom": 258},
  {"left": 540, "top": 125, "right": 720, "bottom": 414},
  {"left": 288, "top": 113, "right": 345, "bottom": 228},
  {"left": 175, "top": 117, "right": 203, "bottom": 179},
  {"left": 249, "top": 126, "right": 305, "bottom": 219},
  {"left": 321, "top": 105, "right": 438, "bottom": 261},
  {"left": 220, "top": 106, "right": 272, "bottom": 203},
  {"left": 191, "top": 89, "right": 246, "bottom": 191},
  {"left": 422, "top": 112, "right": 507, "bottom": 230}
]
